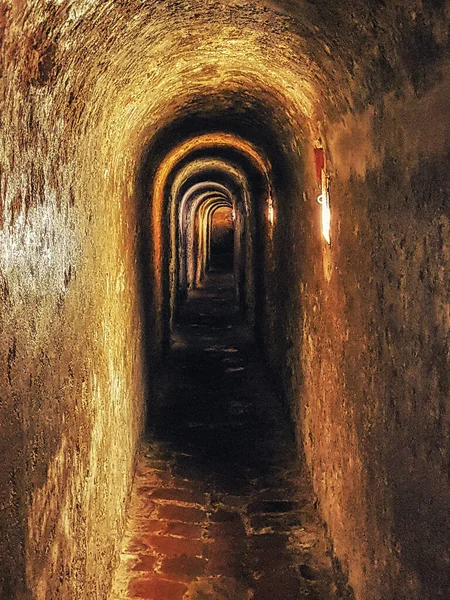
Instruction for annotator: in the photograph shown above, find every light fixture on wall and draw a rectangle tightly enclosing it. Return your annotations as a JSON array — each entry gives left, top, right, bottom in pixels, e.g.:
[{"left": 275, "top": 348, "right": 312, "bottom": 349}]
[
  {"left": 317, "top": 188, "right": 331, "bottom": 245},
  {"left": 314, "top": 147, "right": 331, "bottom": 245},
  {"left": 267, "top": 194, "right": 274, "bottom": 226}
]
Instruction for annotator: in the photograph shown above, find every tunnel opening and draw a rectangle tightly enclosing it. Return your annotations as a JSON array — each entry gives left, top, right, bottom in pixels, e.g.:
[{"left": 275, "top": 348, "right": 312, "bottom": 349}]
[
  {"left": 135, "top": 87, "right": 304, "bottom": 371},
  {"left": 110, "top": 87, "right": 349, "bottom": 599},
  {"left": 209, "top": 205, "right": 235, "bottom": 272}
]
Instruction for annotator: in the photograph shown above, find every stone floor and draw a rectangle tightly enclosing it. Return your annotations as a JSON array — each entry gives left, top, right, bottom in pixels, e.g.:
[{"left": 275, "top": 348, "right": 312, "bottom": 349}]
[{"left": 109, "top": 271, "right": 353, "bottom": 600}]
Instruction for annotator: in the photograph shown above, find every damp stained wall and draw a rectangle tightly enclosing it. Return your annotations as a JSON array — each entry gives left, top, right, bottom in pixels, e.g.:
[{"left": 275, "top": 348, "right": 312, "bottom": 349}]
[{"left": 257, "top": 35, "right": 450, "bottom": 600}]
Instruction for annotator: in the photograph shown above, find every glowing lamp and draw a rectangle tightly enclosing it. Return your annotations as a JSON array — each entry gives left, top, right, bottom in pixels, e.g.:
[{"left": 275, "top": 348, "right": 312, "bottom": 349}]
[
  {"left": 314, "top": 147, "right": 331, "bottom": 245},
  {"left": 267, "top": 195, "right": 274, "bottom": 226},
  {"left": 317, "top": 192, "right": 331, "bottom": 244}
]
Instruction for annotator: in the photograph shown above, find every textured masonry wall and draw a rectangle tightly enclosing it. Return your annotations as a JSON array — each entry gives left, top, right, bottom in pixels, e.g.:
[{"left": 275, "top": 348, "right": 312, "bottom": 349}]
[
  {"left": 260, "top": 63, "right": 450, "bottom": 600},
  {"left": 310, "top": 80, "right": 450, "bottom": 599},
  {"left": 0, "top": 5, "right": 148, "bottom": 598},
  {"left": 0, "top": 74, "right": 145, "bottom": 600}
]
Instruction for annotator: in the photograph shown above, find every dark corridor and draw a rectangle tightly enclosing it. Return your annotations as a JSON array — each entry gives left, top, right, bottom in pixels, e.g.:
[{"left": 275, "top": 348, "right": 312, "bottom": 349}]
[
  {"left": 109, "top": 273, "right": 353, "bottom": 600},
  {"left": 209, "top": 207, "right": 234, "bottom": 271}
]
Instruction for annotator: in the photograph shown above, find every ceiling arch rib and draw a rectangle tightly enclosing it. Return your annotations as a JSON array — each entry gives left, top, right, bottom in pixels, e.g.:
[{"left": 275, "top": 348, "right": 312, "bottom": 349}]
[
  {"left": 179, "top": 181, "right": 232, "bottom": 233},
  {"left": 153, "top": 132, "right": 272, "bottom": 235},
  {"left": 179, "top": 184, "right": 233, "bottom": 294}
]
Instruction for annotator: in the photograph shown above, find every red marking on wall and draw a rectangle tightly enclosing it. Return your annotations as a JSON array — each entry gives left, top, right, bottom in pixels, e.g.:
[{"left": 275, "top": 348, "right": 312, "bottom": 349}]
[{"left": 314, "top": 148, "right": 324, "bottom": 181}]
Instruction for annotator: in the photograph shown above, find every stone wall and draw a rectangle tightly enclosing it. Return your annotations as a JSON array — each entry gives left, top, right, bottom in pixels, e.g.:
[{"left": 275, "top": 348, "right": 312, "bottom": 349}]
[
  {"left": 258, "top": 24, "right": 450, "bottom": 600},
  {"left": 0, "top": 4, "right": 147, "bottom": 598},
  {"left": 305, "top": 80, "right": 450, "bottom": 599}
]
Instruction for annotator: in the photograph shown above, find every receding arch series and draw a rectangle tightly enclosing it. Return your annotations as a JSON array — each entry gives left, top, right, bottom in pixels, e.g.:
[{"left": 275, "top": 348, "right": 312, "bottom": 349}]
[{"left": 145, "top": 132, "right": 275, "bottom": 352}]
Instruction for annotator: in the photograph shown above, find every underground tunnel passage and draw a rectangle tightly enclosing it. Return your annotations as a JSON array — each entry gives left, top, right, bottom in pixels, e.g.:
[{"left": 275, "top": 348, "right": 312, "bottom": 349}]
[
  {"left": 1, "top": 2, "right": 450, "bottom": 600},
  {"left": 108, "top": 121, "right": 350, "bottom": 599}
]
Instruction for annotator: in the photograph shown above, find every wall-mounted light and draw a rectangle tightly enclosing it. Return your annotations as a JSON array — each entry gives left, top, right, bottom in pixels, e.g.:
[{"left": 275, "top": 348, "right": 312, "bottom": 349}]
[
  {"left": 267, "top": 194, "right": 274, "bottom": 226},
  {"left": 317, "top": 189, "right": 331, "bottom": 245},
  {"left": 232, "top": 207, "right": 236, "bottom": 221},
  {"left": 314, "top": 147, "right": 331, "bottom": 245}
]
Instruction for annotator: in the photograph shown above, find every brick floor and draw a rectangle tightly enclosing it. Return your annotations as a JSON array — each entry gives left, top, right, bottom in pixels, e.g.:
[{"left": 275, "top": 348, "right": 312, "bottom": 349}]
[{"left": 108, "top": 272, "right": 353, "bottom": 600}]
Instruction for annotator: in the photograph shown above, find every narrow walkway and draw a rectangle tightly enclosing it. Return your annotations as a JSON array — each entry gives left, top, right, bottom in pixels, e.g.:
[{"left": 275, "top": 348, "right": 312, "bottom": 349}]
[{"left": 109, "top": 272, "right": 352, "bottom": 600}]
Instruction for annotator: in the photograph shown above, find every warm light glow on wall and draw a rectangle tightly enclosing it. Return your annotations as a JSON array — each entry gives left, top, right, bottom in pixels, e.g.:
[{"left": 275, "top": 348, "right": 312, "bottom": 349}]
[
  {"left": 318, "top": 188, "right": 331, "bottom": 244},
  {"left": 268, "top": 195, "right": 274, "bottom": 226},
  {"left": 314, "top": 148, "right": 330, "bottom": 245}
]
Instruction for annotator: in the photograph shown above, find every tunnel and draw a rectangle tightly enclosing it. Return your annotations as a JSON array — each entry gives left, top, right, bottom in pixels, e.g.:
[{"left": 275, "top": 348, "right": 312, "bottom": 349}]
[{"left": 1, "top": 1, "right": 449, "bottom": 600}]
